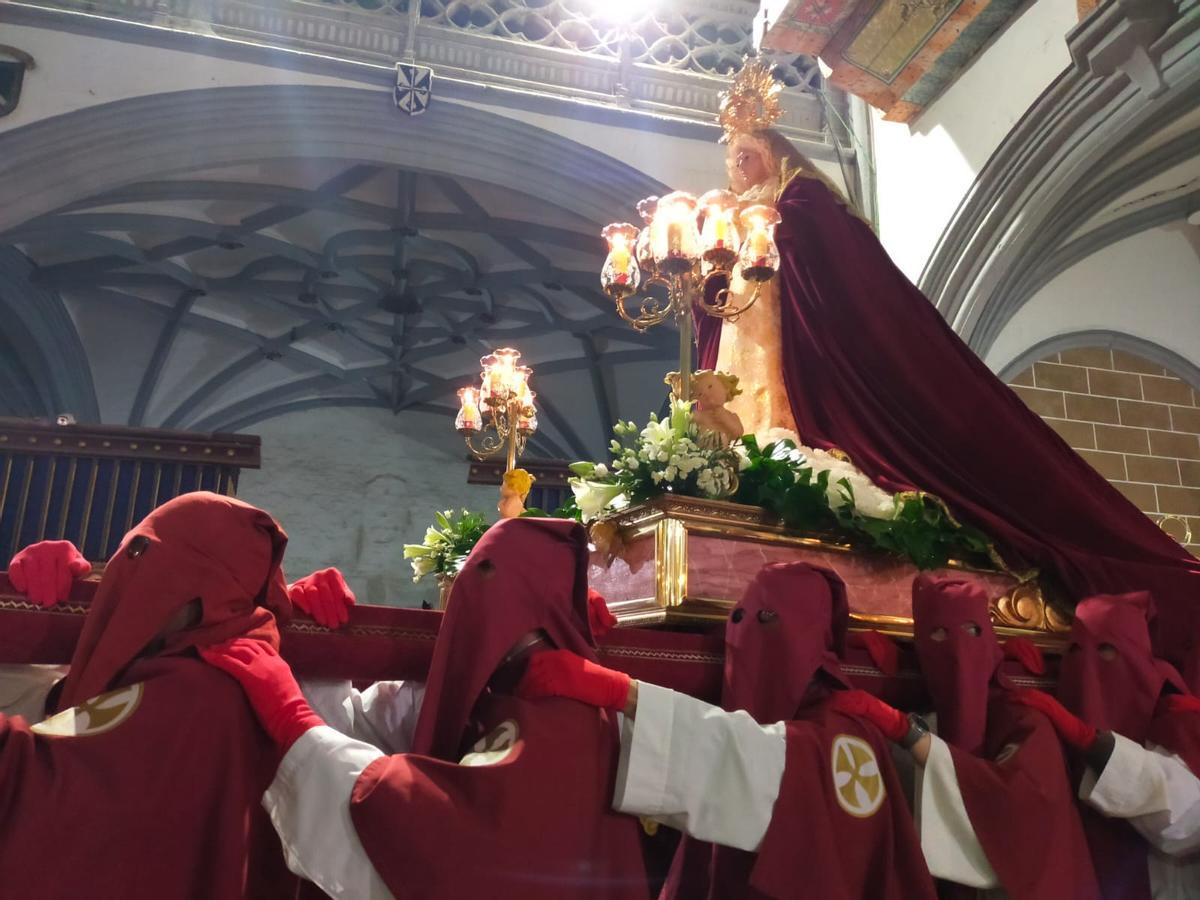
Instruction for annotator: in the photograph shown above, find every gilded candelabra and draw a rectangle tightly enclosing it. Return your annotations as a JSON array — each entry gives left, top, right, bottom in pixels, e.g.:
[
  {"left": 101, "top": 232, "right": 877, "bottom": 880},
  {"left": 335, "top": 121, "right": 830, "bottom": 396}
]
[
  {"left": 454, "top": 348, "right": 538, "bottom": 473},
  {"left": 600, "top": 190, "right": 782, "bottom": 400}
]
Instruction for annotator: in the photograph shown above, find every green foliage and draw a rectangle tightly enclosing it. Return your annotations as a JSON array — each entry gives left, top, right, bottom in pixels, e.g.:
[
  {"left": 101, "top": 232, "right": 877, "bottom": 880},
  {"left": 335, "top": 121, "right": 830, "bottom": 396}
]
[
  {"left": 402, "top": 508, "right": 491, "bottom": 583},
  {"left": 407, "top": 428, "right": 999, "bottom": 582}
]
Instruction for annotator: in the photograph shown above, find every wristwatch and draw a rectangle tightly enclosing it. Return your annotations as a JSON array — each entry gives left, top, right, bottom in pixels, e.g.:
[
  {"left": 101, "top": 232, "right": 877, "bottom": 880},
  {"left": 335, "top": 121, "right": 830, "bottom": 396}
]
[{"left": 900, "top": 712, "right": 931, "bottom": 749}]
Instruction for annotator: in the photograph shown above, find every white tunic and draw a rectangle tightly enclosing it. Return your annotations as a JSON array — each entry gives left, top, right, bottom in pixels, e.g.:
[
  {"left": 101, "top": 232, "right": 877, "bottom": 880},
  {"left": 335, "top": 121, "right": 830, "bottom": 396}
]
[
  {"left": 0, "top": 664, "right": 67, "bottom": 723},
  {"left": 1080, "top": 733, "right": 1200, "bottom": 897},
  {"left": 263, "top": 679, "right": 425, "bottom": 900}
]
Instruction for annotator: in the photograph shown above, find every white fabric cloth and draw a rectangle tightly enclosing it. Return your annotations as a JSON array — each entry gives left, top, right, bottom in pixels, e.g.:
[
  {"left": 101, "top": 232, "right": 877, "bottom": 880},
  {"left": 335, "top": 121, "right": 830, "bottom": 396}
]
[
  {"left": 912, "top": 731, "right": 1002, "bottom": 894},
  {"left": 264, "top": 679, "right": 426, "bottom": 900},
  {"left": 613, "top": 684, "right": 1004, "bottom": 892},
  {"left": 613, "top": 681, "right": 786, "bottom": 852},
  {"left": 301, "top": 678, "right": 425, "bottom": 755},
  {"left": 0, "top": 664, "right": 67, "bottom": 723},
  {"left": 264, "top": 725, "right": 391, "bottom": 900},
  {"left": 1081, "top": 733, "right": 1200, "bottom": 897}
]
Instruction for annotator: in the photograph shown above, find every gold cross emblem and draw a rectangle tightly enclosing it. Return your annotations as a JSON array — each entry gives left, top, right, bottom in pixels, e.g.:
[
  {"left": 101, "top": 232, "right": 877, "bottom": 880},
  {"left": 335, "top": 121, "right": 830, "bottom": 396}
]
[
  {"left": 31, "top": 683, "right": 144, "bottom": 738},
  {"left": 831, "top": 734, "right": 886, "bottom": 818}
]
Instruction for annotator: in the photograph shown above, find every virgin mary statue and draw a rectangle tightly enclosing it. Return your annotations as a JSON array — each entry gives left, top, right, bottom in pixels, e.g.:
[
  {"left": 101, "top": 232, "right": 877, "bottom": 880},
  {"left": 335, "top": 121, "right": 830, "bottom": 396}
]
[{"left": 696, "top": 61, "right": 1200, "bottom": 674}]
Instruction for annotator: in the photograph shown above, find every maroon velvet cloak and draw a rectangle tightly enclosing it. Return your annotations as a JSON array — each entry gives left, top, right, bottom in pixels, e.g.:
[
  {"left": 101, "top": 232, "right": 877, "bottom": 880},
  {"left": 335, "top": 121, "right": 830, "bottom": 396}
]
[
  {"left": 696, "top": 175, "right": 1200, "bottom": 665},
  {"left": 948, "top": 691, "right": 1100, "bottom": 900},
  {"left": 0, "top": 656, "right": 293, "bottom": 900}
]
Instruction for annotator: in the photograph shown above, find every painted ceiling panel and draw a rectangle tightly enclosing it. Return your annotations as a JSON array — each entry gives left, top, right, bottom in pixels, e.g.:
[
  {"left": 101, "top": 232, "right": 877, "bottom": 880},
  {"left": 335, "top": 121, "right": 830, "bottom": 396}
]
[{"left": 760, "top": 0, "right": 1024, "bottom": 122}]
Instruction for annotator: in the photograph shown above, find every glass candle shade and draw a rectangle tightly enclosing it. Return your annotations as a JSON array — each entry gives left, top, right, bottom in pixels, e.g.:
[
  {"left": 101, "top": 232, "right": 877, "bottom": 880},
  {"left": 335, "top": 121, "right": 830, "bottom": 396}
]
[
  {"left": 650, "top": 191, "right": 700, "bottom": 275},
  {"left": 455, "top": 386, "right": 482, "bottom": 432},
  {"left": 601, "top": 222, "right": 642, "bottom": 298},
  {"left": 698, "top": 189, "right": 740, "bottom": 269},
  {"left": 737, "top": 204, "right": 782, "bottom": 283}
]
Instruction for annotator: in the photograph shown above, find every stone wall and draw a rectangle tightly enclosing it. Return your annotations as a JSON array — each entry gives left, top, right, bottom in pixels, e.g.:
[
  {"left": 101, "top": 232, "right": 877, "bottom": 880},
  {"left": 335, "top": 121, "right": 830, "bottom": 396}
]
[
  {"left": 237, "top": 405, "right": 498, "bottom": 608},
  {"left": 1008, "top": 347, "right": 1200, "bottom": 557}
]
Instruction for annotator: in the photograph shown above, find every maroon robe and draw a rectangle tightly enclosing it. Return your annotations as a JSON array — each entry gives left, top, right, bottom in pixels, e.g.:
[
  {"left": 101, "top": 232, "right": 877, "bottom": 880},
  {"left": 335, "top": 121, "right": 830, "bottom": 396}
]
[
  {"left": 0, "top": 656, "right": 290, "bottom": 900},
  {"left": 696, "top": 173, "right": 1200, "bottom": 667},
  {"left": 948, "top": 692, "right": 1100, "bottom": 900},
  {"left": 351, "top": 693, "right": 648, "bottom": 899},
  {"left": 349, "top": 518, "right": 651, "bottom": 898},
  {"left": 752, "top": 704, "right": 935, "bottom": 900},
  {"left": 665, "top": 563, "right": 935, "bottom": 900}
]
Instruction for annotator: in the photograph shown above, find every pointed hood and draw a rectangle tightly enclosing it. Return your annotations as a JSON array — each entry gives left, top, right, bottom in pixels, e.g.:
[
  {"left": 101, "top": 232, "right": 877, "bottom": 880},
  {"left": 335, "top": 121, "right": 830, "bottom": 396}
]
[
  {"left": 58, "top": 491, "right": 289, "bottom": 710},
  {"left": 410, "top": 517, "right": 596, "bottom": 759},
  {"left": 911, "top": 574, "right": 1005, "bottom": 755},
  {"left": 723, "top": 562, "right": 851, "bottom": 723}
]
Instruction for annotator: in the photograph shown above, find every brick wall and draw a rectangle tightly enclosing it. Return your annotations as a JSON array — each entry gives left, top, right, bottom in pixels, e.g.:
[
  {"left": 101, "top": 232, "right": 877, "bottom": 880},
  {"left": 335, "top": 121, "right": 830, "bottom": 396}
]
[{"left": 1008, "top": 347, "right": 1199, "bottom": 558}]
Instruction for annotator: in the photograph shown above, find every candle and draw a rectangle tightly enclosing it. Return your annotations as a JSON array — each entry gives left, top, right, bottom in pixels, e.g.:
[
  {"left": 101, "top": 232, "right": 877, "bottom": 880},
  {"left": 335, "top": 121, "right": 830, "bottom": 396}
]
[
  {"left": 667, "top": 221, "right": 683, "bottom": 257},
  {"left": 751, "top": 228, "right": 770, "bottom": 267},
  {"left": 456, "top": 387, "right": 482, "bottom": 432},
  {"left": 609, "top": 245, "right": 631, "bottom": 284},
  {"left": 714, "top": 216, "right": 728, "bottom": 249}
]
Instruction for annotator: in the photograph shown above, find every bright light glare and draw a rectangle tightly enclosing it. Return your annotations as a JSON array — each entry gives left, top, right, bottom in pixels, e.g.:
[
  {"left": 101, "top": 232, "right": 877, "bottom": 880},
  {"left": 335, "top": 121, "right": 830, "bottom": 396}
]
[{"left": 594, "top": 0, "right": 640, "bottom": 24}]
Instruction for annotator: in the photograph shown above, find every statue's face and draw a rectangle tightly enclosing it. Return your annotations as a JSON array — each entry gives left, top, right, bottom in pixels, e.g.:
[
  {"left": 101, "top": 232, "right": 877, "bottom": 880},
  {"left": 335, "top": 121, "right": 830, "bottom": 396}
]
[
  {"left": 729, "top": 141, "right": 771, "bottom": 193},
  {"left": 695, "top": 374, "right": 727, "bottom": 405}
]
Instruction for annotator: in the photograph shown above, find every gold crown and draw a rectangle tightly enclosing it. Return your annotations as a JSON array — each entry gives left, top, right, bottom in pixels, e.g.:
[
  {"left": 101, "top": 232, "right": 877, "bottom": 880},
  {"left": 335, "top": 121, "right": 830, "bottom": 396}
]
[{"left": 717, "top": 57, "right": 784, "bottom": 143}]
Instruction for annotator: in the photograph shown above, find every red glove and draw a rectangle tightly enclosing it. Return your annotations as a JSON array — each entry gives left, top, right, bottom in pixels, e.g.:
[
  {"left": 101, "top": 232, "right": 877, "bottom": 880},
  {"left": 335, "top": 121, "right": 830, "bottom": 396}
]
[
  {"left": 199, "top": 638, "right": 324, "bottom": 752},
  {"left": 1161, "top": 693, "right": 1200, "bottom": 715},
  {"left": 517, "top": 649, "right": 631, "bottom": 711},
  {"left": 1003, "top": 637, "right": 1046, "bottom": 675},
  {"left": 827, "top": 689, "right": 908, "bottom": 741},
  {"left": 1009, "top": 688, "right": 1097, "bottom": 750},
  {"left": 587, "top": 588, "right": 618, "bottom": 640},
  {"left": 8, "top": 540, "right": 91, "bottom": 608},
  {"left": 288, "top": 567, "right": 355, "bottom": 629},
  {"left": 847, "top": 630, "right": 900, "bottom": 676}
]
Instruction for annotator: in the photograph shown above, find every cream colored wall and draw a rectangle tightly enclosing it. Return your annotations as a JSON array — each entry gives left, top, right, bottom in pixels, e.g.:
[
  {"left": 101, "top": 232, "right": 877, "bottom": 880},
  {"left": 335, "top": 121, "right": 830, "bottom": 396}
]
[
  {"left": 0, "top": 24, "right": 368, "bottom": 135},
  {"left": 237, "top": 405, "right": 498, "bottom": 608},
  {"left": 985, "top": 226, "right": 1200, "bottom": 374},
  {"left": 871, "top": 0, "right": 1079, "bottom": 282}
]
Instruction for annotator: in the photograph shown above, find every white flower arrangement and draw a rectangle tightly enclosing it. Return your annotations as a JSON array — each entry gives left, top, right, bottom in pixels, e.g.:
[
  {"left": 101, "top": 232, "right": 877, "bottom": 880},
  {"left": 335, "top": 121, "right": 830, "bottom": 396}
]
[
  {"left": 759, "top": 428, "right": 895, "bottom": 520},
  {"left": 569, "top": 400, "right": 740, "bottom": 523}
]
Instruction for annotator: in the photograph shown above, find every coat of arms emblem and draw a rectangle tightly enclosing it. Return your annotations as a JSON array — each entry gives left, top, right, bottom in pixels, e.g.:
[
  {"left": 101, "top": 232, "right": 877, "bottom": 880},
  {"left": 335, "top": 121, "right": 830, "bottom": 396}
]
[{"left": 395, "top": 62, "right": 433, "bottom": 116}]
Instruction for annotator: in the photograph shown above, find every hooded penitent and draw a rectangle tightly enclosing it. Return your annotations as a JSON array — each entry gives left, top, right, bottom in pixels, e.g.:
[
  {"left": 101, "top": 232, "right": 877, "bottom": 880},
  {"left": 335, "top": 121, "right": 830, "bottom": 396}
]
[
  {"left": 668, "top": 562, "right": 935, "bottom": 900},
  {"left": 911, "top": 574, "right": 1005, "bottom": 756},
  {"left": 722, "top": 561, "right": 851, "bottom": 722},
  {"left": 350, "top": 517, "right": 650, "bottom": 898},
  {"left": 912, "top": 575, "right": 1099, "bottom": 900},
  {"left": 58, "top": 490, "right": 290, "bottom": 710},
  {"left": 408, "top": 516, "right": 597, "bottom": 759},
  {"left": 1057, "top": 591, "right": 1183, "bottom": 744},
  {"left": 1058, "top": 592, "right": 1197, "bottom": 900},
  {"left": 0, "top": 491, "right": 297, "bottom": 900}
]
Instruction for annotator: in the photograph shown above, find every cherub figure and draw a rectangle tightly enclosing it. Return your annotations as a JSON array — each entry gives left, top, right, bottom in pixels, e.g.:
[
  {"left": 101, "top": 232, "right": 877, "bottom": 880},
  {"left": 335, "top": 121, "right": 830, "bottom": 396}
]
[
  {"left": 666, "top": 370, "right": 746, "bottom": 449},
  {"left": 498, "top": 468, "right": 535, "bottom": 519}
]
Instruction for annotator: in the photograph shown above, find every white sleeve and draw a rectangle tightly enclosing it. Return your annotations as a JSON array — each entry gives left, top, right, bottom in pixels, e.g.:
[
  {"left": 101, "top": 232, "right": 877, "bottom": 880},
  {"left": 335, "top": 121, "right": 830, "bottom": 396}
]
[
  {"left": 262, "top": 725, "right": 394, "bottom": 900},
  {"left": 0, "top": 664, "right": 67, "bottom": 723},
  {"left": 300, "top": 679, "right": 425, "bottom": 754},
  {"left": 914, "top": 734, "right": 1001, "bottom": 889},
  {"left": 1081, "top": 734, "right": 1200, "bottom": 857},
  {"left": 611, "top": 681, "right": 786, "bottom": 852}
]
